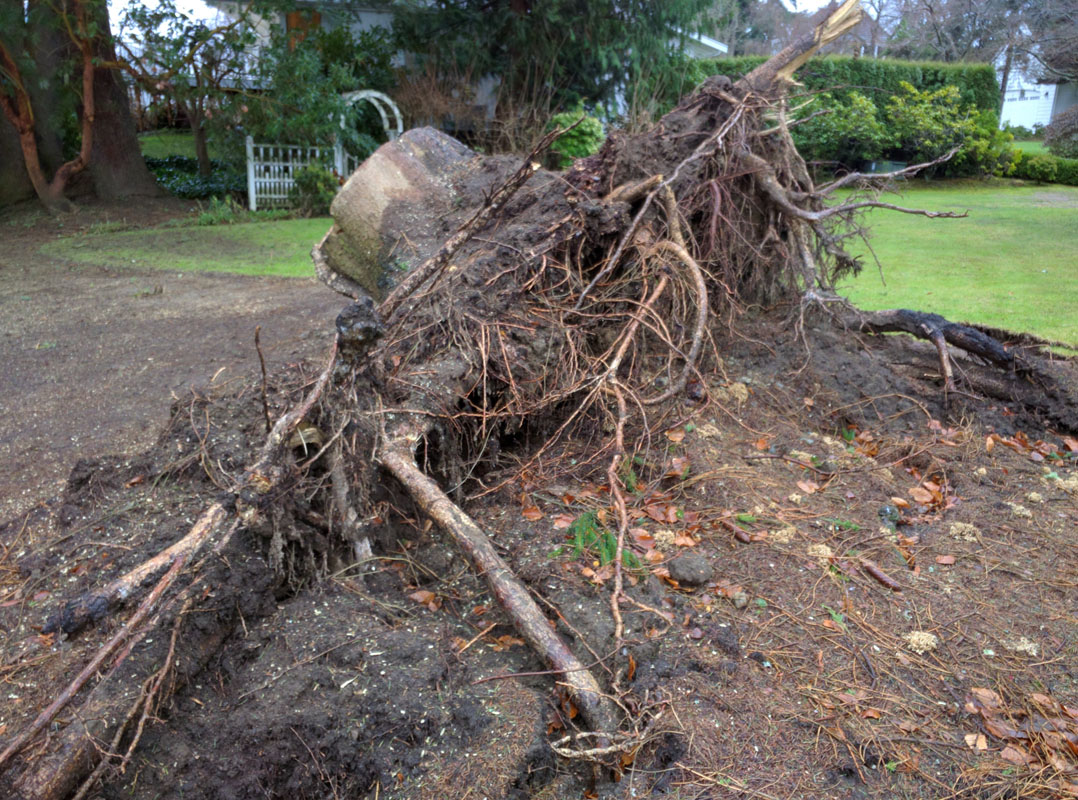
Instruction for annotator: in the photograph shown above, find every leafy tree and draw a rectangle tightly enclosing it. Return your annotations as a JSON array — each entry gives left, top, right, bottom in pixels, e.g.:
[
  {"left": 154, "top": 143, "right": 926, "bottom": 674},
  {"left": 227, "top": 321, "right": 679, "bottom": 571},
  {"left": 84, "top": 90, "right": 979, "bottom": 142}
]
[
  {"left": 547, "top": 108, "right": 604, "bottom": 168},
  {"left": 223, "top": 25, "right": 395, "bottom": 163},
  {"left": 113, "top": 0, "right": 259, "bottom": 177},
  {"left": 391, "top": 0, "right": 713, "bottom": 121},
  {"left": 0, "top": 0, "right": 156, "bottom": 210}
]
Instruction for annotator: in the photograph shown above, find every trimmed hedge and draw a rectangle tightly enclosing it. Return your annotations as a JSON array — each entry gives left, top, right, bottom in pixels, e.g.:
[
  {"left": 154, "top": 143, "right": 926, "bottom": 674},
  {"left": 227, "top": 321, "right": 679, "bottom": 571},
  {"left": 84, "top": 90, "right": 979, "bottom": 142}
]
[
  {"left": 676, "top": 55, "right": 999, "bottom": 116},
  {"left": 1012, "top": 150, "right": 1078, "bottom": 185}
]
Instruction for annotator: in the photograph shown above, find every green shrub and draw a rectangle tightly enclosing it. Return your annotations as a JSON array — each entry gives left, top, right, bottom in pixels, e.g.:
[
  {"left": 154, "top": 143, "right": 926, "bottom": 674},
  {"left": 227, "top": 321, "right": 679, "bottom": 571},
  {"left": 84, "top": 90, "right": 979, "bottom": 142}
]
[
  {"left": 1011, "top": 151, "right": 1078, "bottom": 185},
  {"left": 194, "top": 196, "right": 289, "bottom": 226},
  {"left": 548, "top": 109, "right": 605, "bottom": 169},
  {"left": 947, "top": 109, "right": 1017, "bottom": 177},
  {"left": 885, "top": 82, "right": 975, "bottom": 164},
  {"left": 792, "top": 82, "right": 1012, "bottom": 176},
  {"left": 1015, "top": 153, "right": 1059, "bottom": 183},
  {"left": 1055, "top": 156, "right": 1078, "bottom": 185},
  {"left": 1044, "top": 106, "right": 1078, "bottom": 159},
  {"left": 668, "top": 55, "right": 999, "bottom": 116},
  {"left": 662, "top": 56, "right": 1007, "bottom": 177},
  {"left": 288, "top": 165, "right": 340, "bottom": 216},
  {"left": 144, "top": 155, "right": 246, "bottom": 199},
  {"left": 793, "top": 92, "right": 888, "bottom": 167}
]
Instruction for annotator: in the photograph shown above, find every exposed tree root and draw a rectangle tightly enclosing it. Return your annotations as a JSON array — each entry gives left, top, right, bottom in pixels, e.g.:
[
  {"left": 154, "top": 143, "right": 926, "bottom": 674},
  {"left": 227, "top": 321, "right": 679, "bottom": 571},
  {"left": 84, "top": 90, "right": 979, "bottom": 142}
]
[
  {"left": 380, "top": 436, "right": 619, "bottom": 735},
  {"left": 7, "top": 0, "right": 1078, "bottom": 794}
]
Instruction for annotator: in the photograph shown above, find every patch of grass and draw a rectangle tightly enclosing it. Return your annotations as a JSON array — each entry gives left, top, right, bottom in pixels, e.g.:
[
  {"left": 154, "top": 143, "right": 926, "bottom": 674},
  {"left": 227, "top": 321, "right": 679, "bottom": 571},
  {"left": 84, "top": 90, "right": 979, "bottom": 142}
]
[
  {"left": 41, "top": 218, "right": 332, "bottom": 278},
  {"left": 138, "top": 129, "right": 220, "bottom": 161},
  {"left": 838, "top": 181, "right": 1078, "bottom": 346},
  {"left": 1012, "top": 140, "right": 1047, "bottom": 156}
]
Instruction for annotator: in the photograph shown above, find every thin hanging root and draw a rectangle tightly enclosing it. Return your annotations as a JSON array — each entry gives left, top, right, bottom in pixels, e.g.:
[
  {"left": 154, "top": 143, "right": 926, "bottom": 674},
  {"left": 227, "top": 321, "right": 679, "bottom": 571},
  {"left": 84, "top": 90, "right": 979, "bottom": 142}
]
[
  {"left": 643, "top": 239, "right": 708, "bottom": 406},
  {"left": 604, "top": 383, "right": 630, "bottom": 646},
  {"left": 379, "top": 437, "right": 619, "bottom": 735}
]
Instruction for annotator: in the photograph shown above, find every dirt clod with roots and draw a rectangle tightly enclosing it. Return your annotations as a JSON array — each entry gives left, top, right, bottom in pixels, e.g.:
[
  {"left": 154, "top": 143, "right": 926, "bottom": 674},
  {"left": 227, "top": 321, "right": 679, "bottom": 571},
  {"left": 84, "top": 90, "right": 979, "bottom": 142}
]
[{"left": 2, "top": 3, "right": 1078, "bottom": 798}]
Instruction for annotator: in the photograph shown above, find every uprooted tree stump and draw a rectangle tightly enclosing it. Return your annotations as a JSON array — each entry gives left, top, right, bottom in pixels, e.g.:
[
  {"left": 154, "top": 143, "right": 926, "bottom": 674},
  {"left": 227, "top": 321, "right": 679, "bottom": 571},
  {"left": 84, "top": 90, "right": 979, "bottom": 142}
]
[{"left": 5, "top": 1, "right": 1078, "bottom": 796}]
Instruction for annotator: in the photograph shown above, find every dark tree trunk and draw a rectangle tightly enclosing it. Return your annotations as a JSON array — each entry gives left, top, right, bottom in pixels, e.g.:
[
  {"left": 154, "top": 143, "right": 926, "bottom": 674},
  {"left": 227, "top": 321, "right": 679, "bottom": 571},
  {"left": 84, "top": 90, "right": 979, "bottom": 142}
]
[
  {"left": 187, "top": 105, "right": 212, "bottom": 177},
  {"left": 999, "top": 44, "right": 1014, "bottom": 113},
  {"left": 85, "top": 0, "right": 158, "bottom": 200},
  {"left": 0, "top": 0, "right": 34, "bottom": 207},
  {"left": 0, "top": 115, "right": 35, "bottom": 208},
  {"left": 26, "top": 0, "right": 68, "bottom": 177}
]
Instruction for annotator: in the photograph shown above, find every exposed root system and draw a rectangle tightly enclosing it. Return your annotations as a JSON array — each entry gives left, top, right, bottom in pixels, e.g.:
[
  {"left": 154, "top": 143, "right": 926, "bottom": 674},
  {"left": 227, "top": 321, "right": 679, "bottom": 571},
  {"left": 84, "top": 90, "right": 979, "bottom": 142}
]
[{"left": 3, "top": 2, "right": 1078, "bottom": 797}]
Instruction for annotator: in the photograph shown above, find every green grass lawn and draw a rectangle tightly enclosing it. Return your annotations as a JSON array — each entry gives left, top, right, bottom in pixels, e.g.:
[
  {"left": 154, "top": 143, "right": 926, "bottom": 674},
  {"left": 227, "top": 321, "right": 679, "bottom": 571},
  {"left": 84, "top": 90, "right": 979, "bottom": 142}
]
[
  {"left": 1012, "top": 140, "right": 1047, "bottom": 156},
  {"left": 838, "top": 181, "right": 1078, "bottom": 346},
  {"left": 42, "top": 218, "right": 331, "bottom": 278},
  {"left": 138, "top": 129, "right": 222, "bottom": 160}
]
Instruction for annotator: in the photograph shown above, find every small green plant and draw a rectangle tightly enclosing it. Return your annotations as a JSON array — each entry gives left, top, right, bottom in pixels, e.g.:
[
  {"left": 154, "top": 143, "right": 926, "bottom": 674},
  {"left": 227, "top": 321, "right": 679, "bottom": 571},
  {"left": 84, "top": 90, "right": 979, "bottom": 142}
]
[
  {"left": 288, "top": 164, "right": 340, "bottom": 216},
  {"left": 618, "top": 460, "right": 643, "bottom": 494},
  {"left": 827, "top": 518, "right": 862, "bottom": 532},
  {"left": 884, "top": 760, "right": 899, "bottom": 773},
  {"left": 556, "top": 511, "right": 641, "bottom": 568},
  {"left": 194, "top": 196, "right": 290, "bottom": 226},
  {"left": 197, "top": 196, "right": 246, "bottom": 225},
  {"left": 548, "top": 109, "right": 604, "bottom": 169},
  {"left": 822, "top": 605, "right": 848, "bottom": 632}
]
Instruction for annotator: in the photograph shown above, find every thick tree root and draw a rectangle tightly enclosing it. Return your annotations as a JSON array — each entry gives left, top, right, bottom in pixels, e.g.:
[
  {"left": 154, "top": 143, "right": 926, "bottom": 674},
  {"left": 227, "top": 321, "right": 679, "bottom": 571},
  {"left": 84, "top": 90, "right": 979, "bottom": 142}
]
[
  {"left": 380, "top": 438, "right": 620, "bottom": 736},
  {"left": 856, "top": 308, "right": 1024, "bottom": 378}
]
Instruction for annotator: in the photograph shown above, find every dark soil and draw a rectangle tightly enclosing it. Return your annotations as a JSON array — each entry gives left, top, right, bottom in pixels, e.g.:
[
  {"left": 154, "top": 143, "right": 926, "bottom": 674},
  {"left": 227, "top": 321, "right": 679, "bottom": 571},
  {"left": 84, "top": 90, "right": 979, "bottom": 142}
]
[
  {"left": 0, "top": 198, "right": 342, "bottom": 521},
  {"left": 2, "top": 259, "right": 1076, "bottom": 799}
]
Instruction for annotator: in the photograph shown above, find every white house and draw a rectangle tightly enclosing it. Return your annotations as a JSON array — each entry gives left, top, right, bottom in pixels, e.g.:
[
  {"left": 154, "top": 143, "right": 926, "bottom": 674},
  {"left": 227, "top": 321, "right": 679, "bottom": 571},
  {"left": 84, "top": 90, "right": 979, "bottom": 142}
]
[{"left": 999, "top": 64, "right": 1078, "bottom": 131}]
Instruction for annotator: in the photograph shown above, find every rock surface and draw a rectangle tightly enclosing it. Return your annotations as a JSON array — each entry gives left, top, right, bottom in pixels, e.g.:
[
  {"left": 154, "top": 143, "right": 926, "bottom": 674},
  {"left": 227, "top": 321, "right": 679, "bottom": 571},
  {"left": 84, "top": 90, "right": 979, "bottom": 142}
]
[{"left": 668, "top": 553, "right": 714, "bottom": 587}]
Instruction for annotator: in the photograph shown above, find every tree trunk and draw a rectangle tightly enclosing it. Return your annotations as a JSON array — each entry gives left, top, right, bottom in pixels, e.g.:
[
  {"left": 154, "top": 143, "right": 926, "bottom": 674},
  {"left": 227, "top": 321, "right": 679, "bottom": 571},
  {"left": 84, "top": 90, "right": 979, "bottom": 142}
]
[
  {"left": 85, "top": 0, "right": 159, "bottom": 201},
  {"left": 999, "top": 44, "right": 1014, "bottom": 113},
  {"left": 0, "top": 115, "right": 35, "bottom": 208},
  {"left": 0, "top": 0, "right": 35, "bottom": 208},
  {"left": 190, "top": 110, "right": 212, "bottom": 177},
  {"left": 26, "top": 0, "right": 68, "bottom": 178}
]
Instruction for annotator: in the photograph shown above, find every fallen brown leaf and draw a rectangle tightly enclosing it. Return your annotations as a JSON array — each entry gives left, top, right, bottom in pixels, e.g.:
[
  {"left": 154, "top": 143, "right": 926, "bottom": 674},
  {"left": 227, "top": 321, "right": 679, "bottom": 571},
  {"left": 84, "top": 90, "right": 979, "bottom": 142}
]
[
  {"left": 521, "top": 506, "right": 543, "bottom": 521},
  {"left": 999, "top": 745, "right": 1034, "bottom": 765}
]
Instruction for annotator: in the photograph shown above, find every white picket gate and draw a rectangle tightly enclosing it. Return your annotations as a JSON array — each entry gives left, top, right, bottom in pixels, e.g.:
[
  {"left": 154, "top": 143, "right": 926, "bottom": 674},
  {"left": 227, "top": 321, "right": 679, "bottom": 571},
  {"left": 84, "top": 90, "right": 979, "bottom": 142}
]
[
  {"left": 245, "top": 90, "right": 403, "bottom": 211},
  {"left": 245, "top": 140, "right": 361, "bottom": 210}
]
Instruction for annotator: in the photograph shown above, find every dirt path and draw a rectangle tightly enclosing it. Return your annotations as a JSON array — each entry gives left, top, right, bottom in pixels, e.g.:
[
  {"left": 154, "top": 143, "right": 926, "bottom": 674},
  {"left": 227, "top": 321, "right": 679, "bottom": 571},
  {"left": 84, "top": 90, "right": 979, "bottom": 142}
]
[{"left": 0, "top": 200, "right": 342, "bottom": 519}]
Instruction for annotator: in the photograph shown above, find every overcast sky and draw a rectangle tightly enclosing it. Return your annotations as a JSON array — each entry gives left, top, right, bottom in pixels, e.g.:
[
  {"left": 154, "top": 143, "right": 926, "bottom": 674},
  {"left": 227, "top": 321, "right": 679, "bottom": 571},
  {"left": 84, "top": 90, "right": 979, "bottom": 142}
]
[{"left": 783, "top": 0, "right": 835, "bottom": 13}]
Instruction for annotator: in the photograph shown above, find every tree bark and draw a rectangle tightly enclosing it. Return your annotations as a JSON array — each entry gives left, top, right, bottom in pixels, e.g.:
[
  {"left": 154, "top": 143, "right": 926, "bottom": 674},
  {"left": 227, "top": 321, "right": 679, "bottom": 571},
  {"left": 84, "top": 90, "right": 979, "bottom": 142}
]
[
  {"left": 0, "top": 115, "right": 34, "bottom": 208},
  {"left": 85, "top": 0, "right": 159, "bottom": 200},
  {"left": 26, "top": 0, "right": 68, "bottom": 177}
]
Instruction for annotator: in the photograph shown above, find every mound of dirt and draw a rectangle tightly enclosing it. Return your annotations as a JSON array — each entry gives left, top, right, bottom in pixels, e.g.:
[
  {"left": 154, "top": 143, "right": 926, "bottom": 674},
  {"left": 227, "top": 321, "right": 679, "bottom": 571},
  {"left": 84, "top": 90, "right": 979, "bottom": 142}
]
[{"left": 2, "top": 314, "right": 1076, "bottom": 799}]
